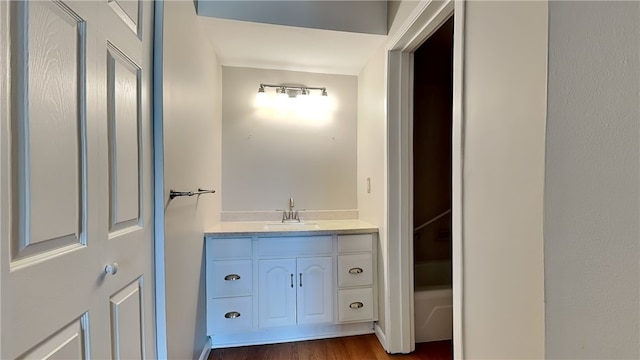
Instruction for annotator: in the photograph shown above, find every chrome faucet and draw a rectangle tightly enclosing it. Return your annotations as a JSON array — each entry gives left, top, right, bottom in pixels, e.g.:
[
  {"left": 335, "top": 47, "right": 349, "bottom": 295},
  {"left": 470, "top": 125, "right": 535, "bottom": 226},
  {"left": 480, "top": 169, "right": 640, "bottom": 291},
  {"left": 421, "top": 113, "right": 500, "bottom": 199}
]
[{"left": 277, "top": 197, "right": 303, "bottom": 222}]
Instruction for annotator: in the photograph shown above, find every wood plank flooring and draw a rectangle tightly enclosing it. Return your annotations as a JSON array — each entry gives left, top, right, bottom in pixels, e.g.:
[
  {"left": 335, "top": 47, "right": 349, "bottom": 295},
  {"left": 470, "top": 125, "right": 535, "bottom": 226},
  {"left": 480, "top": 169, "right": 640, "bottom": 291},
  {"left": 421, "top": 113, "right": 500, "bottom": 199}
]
[{"left": 208, "top": 334, "right": 452, "bottom": 360}]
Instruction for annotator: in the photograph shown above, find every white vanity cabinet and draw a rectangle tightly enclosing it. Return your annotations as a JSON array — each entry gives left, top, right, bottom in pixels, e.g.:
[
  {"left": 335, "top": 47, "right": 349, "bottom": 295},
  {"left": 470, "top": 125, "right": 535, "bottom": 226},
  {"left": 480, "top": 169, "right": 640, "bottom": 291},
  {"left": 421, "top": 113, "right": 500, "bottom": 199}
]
[{"left": 205, "top": 226, "right": 377, "bottom": 348}]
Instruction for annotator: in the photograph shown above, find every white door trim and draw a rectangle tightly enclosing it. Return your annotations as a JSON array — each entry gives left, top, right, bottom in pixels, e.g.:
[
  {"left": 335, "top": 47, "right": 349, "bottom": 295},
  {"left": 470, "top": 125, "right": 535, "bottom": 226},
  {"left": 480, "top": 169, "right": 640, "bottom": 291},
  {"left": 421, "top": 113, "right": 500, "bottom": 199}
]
[
  {"left": 0, "top": 1, "right": 7, "bottom": 357},
  {"left": 386, "top": 48, "right": 415, "bottom": 354},
  {"left": 385, "top": 0, "right": 464, "bottom": 357},
  {"left": 450, "top": 3, "right": 465, "bottom": 358},
  {"left": 152, "top": 1, "right": 167, "bottom": 358}
]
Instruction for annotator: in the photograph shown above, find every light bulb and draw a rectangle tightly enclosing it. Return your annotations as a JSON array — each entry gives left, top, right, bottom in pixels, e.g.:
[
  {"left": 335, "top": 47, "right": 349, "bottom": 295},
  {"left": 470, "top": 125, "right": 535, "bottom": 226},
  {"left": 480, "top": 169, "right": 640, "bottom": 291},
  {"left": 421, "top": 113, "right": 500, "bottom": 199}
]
[{"left": 255, "top": 91, "right": 268, "bottom": 107}]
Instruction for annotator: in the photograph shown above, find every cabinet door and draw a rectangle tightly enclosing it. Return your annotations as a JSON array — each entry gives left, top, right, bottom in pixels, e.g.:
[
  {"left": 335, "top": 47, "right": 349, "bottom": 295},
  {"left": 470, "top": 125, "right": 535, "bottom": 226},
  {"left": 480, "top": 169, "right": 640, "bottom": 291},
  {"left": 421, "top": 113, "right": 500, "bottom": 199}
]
[
  {"left": 297, "top": 257, "right": 334, "bottom": 324},
  {"left": 259, "top": 259, "right": 297, "bottom": 328}
]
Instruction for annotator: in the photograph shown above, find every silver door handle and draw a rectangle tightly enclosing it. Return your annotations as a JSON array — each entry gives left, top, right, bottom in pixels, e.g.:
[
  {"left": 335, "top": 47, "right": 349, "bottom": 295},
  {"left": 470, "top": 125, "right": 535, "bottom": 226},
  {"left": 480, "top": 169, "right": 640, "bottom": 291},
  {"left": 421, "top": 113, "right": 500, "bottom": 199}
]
[
  {"left": 224, "top": 274, "right": 241, "bottom": 281},
  {"left": 104, "top": 263, "right": 119, "bottom": 275},
  {"left": 349, "top": 267, "right": 363, "bottom": 274}
]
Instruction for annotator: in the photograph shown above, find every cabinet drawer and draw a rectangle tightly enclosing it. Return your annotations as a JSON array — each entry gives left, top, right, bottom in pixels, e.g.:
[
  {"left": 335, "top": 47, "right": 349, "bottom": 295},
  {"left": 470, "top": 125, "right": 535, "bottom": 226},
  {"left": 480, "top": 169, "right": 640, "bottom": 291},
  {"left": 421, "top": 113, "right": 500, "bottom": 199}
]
[
  {"left": 337, "top": 234, "right": 373, "bottom": 253},
  {"left": 338, "top": 254, "right": 373, "bottom": 287},
  {"left": 207, "top": 296, "right": 253, "bottom": 335},
  {"left": 206, "top": 237, "right": 252, "bottom": 259},
  {"left": 258, "top": 236, "right": 332, "bottom": 257},
  {"left": 208, "top": 260, "right": 253, "bottom": 298},
  {"left": 338, "top": 288, "right": 374, "bottom": 322}
]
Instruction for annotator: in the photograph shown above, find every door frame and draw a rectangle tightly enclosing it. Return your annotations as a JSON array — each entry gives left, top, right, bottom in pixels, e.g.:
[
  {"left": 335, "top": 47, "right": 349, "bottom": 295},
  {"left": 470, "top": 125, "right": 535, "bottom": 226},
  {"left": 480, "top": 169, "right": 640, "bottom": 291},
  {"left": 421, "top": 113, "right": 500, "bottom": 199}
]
[
  {"left": 152, "top": 0, "right": 168, "bottom": 358},
  {"left": 385, "top": 0, "right": 465, "bottom": 356}
]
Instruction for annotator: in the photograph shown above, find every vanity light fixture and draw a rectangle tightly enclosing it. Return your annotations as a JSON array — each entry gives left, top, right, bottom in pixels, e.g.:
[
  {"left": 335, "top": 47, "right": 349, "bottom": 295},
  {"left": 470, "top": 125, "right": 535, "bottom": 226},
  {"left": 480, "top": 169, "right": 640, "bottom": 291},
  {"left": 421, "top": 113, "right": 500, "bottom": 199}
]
[
  {"left": 275, "top": 86, "right": 288, "bottom": 100},
  {"left": 257, "top": 83, "right": 328, "bottom": 98}
]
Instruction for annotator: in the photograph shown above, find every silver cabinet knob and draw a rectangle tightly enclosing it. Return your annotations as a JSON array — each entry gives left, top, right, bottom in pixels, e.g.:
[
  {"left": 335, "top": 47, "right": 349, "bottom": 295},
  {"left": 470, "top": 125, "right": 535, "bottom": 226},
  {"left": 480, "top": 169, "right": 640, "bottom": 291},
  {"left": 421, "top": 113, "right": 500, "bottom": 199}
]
[
  {"left": 224, "top": 274, "right": 241, "bottom": 281},
  {"left": 104, "top": 263, "right": 119, "bottom": 275},
  {"left": 349, "top": 267, "right": 364, "bottom": 274}
]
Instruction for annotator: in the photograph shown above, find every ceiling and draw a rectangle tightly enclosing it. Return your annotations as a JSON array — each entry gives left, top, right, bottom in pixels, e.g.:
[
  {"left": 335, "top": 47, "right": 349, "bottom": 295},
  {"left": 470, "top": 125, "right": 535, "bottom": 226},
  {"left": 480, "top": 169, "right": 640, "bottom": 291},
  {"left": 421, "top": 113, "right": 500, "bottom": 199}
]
[
  {"left": 196, "top": 0, "right": 388, "bottom": 35},
  {"left": 197, "top": 16, "right": 388, "bottom": 76}
]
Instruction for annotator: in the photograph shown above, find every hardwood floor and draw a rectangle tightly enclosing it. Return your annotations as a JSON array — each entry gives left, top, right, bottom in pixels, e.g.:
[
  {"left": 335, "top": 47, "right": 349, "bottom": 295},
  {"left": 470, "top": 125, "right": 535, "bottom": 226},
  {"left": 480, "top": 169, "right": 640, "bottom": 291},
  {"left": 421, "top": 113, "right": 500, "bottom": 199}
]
[{"left": 208, "top": 334, "right": 452, "bottom": 360}]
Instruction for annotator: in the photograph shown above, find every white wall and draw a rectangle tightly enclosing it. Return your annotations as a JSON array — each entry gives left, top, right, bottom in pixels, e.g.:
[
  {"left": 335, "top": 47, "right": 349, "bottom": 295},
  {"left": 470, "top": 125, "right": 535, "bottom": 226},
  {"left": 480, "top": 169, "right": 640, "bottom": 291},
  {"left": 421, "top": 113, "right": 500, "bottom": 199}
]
[
  {"left": 462, "top": 1, "right": 547, "bottom": 358},
  {"left": 357, "top": 43, "right": 388, "bottom": 335},
  {"left": 545, "top": 2, "right": 640, "bottom": 358},
  {"left": 221, "top": 66, "right": 358, "bottom": 212},
  {"left": 162, "top": 2, "right": 222, "bottom": 359}
]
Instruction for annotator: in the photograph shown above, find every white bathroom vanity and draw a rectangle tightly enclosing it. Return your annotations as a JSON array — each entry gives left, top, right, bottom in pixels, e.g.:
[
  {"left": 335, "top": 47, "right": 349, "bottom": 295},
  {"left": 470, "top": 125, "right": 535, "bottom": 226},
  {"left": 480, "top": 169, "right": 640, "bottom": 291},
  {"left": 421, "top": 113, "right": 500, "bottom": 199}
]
[{"left": 204, "top": 220, "right": 378, "bottom": 348}]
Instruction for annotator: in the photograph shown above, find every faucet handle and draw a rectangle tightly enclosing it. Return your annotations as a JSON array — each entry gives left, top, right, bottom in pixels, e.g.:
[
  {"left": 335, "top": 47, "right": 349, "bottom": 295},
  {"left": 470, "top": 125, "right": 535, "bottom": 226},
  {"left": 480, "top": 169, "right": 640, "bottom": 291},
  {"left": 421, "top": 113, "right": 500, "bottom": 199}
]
[
  {"left": 276, "top": 209, "right": 288, "bottom": 221},
  {"left": 294, "top": 209, "right": 306, "bottom": 221}
]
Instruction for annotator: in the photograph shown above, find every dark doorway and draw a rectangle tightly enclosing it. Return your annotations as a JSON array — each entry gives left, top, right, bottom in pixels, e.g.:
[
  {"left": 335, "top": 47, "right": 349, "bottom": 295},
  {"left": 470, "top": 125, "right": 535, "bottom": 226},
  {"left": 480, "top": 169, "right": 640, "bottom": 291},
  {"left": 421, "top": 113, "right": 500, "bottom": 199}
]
[{"left": 412, "top": 15, "right": 454, "bottom": 344}]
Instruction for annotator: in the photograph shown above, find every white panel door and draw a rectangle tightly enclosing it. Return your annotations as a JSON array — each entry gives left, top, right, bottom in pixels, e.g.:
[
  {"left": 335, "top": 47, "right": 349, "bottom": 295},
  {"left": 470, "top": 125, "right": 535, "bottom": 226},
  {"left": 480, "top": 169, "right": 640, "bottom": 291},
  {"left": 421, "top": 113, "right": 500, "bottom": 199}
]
[
  {"left": 0, "top": 1, "right": 155, "bottom": 359},
  {"left": 296, "top": 257, "right": 334, "bottom": 325},
  {"left": 258, "top": 259, "right": 297, "bottom": 328}
]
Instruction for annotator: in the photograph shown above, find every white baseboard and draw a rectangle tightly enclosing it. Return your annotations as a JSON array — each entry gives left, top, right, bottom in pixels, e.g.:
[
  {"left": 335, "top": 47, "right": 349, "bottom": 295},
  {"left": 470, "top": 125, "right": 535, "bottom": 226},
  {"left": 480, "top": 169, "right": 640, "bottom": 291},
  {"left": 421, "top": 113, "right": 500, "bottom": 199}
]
[
  {"left": 198, "top": 337, "right": 212, "bottom": 360},
  {"left": 374, "top": 323, "right": 388, "bottom": 352}
]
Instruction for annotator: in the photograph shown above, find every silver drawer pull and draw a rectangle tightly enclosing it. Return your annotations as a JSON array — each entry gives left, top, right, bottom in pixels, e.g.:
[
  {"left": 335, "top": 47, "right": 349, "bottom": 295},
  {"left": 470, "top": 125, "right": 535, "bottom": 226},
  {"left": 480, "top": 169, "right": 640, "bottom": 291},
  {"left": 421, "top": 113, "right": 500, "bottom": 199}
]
[
  {"left": 349, "top": 302, "right": 364, "bottom": 309},
  {"left": 348, "top": 267, "right": 363, "bottom": 274},
  {"left": 224, "top": 311, "right": 241, "bottom": 319},
  {"left": 224, "top": 274, "right": 241, "bottom": 281}
]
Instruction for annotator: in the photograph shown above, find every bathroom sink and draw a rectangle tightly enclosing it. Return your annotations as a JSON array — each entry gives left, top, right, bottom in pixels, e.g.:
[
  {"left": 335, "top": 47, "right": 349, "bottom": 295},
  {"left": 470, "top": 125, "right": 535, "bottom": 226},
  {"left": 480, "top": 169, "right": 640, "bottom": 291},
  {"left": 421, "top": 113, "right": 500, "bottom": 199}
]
[{"left": 263, "top": 222, "right": 320, "bottom": 231}]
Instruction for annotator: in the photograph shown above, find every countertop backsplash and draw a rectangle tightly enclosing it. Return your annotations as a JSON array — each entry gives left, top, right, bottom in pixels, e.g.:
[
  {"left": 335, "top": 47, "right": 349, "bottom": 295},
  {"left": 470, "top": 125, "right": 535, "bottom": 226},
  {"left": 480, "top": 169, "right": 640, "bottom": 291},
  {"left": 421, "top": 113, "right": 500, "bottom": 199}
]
[{"left": 220, "top": 210, "right": 359, "bottom": 222}]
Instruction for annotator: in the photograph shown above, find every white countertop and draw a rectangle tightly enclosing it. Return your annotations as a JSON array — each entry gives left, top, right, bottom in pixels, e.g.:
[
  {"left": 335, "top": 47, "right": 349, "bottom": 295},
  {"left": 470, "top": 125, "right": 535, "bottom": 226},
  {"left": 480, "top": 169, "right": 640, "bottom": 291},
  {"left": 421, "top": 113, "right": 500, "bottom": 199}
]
[{"left": 205, "top": 219, "right": 378, "bottom": 237}]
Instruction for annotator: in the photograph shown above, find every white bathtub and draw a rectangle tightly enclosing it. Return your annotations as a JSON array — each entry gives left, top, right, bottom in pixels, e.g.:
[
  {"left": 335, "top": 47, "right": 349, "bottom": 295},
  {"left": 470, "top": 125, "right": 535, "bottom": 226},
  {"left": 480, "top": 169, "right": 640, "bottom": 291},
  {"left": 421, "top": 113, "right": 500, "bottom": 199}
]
[{"left": 414, "top": 261, "right": 453, "bottom": 343}]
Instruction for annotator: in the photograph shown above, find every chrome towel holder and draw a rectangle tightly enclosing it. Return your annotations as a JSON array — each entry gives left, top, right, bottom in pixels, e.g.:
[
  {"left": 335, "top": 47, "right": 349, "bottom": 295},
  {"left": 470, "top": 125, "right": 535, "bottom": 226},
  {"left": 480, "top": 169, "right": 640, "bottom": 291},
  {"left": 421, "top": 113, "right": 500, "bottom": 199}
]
[{"left": 169, "top": 188, "right": 216, "bottom": 200}]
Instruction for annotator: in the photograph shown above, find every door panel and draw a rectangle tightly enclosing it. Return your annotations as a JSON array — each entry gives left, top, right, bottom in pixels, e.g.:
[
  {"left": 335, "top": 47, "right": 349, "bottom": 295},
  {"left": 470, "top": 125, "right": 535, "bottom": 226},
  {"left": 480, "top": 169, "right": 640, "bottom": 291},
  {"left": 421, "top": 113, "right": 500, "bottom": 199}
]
[
  {"left": 0, "top": 1, "right": 155, "bottom": 358},
  {"left": 297, "top": 257, "right": 333, "bottom": 324},
  {"left": 17, "top": 315, "right": 89, "bottom": 360},
  {"left": 106, "top": 42, "right": 141, "bottom": 232},
  {"left": 12, "top": 0, "right": 86, "bottom": 262},
  {"left": 107, "top": 0, "right": 142, "bottom": 37},
  {"left": 259, "top": 259, "right": 296, "bottom": 327},
  {"left": 109, "top": 279, "right": 144, "bottom": 360}
]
